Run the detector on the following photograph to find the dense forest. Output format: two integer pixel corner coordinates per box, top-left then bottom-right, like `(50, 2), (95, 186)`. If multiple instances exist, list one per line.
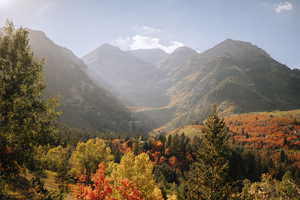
(1, 24), (300, 200)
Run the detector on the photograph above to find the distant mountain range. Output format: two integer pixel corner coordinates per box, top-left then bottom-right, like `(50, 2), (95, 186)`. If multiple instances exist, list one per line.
(84, 39), (300, 130)
(28, 30), (145, 133)
(24, 28), (300, 132)
(83, 44), (169, 108)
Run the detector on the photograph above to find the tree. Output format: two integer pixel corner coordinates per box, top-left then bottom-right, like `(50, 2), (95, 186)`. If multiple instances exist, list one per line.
(74, 163), (143, 200)
(277, 171), (300, 200)
(186, 107), (230, 200)
(110, 152), (163, 200)
(0, 22), (59, 197)
(45, 145), (69, 172)
(69, 138), (114, 178)
(74, 163), (114, 200)
(238, 172), (300, 200)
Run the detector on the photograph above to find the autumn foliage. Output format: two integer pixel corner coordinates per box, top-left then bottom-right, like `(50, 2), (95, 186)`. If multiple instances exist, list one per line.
(224, 111), (300, 168)
(74, 163), (143, 200)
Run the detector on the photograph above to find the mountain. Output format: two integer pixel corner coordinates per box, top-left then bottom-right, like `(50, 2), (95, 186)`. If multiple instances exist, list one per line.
(28, 30), (138, 133)
(157, 46), (199, 86)
(156, 39), (300, 129)
(83, 44), (169, 107)
(128, 48), (168, 67)
(159, 47), (198, 72)
(82, 39), (300, 131)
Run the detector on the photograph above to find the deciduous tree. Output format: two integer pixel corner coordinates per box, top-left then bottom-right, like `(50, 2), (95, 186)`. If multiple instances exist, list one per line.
(69, 138), (113, 178)
(110, 152), (163, 200)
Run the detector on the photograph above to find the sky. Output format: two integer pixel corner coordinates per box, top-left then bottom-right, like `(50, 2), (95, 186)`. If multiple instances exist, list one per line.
(0, 0), (299, 68)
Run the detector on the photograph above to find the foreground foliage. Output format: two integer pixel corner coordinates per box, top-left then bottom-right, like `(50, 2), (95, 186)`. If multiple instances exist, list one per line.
(74, 153), (163, 200)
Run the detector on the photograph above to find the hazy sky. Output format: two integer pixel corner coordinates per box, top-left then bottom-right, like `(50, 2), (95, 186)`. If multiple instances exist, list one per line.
(0, 0), (299, 68)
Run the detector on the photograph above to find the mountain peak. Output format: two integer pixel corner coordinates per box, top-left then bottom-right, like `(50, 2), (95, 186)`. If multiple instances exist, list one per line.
(101, 43), (118, 48)
(159, 46), (198, 71)
(202, 39), (271, 59)
(83, 43), (124, 61)
(218, 38), (255, 47)
(172, 46), (197, 55)
(97, 43), (122, 51)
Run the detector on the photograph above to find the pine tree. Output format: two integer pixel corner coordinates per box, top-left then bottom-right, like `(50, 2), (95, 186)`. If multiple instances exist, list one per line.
(0, 21), (60, 199)
(186, 107), (230, 200)
(0, 22), (59, 174)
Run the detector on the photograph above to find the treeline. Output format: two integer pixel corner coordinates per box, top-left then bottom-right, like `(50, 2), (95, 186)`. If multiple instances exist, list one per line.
(1, 23), (300, 200)
(30, 109), (300, 200)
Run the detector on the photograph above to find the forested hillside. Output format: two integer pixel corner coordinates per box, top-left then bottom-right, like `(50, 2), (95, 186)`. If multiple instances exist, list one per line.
(164, 109), (300, 169)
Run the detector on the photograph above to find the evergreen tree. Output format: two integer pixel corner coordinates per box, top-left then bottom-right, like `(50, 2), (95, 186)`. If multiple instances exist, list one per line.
(186, 107), (230, 200)
(0, 22), (59, 173)
(0, 21), (59, 198)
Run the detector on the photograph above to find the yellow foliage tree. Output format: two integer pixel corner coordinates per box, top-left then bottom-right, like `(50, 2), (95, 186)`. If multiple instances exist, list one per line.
(110, 152), (163, 200)
(69, 138), (113, 178)
(45, 145), (69, 171)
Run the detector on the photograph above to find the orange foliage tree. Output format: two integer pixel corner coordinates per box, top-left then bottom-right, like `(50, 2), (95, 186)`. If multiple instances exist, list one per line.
(73, 163), (143, 200)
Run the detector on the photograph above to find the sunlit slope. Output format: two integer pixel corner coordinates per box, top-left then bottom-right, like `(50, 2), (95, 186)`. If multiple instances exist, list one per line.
(165, 109), (300, 167)
(143, 40), (300, 130)
(28, 30), (135, 133)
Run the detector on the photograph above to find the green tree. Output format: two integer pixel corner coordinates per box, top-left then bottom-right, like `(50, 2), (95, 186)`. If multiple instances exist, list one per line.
(238, 172), (300, 200)
(0, 21), (59, 173)
(45, 145), (69, 172)
(186, 107), (230, 200)
(277, 171), (300, 200)
(110, 152), (163, 200)
(69, 138), (113, 178)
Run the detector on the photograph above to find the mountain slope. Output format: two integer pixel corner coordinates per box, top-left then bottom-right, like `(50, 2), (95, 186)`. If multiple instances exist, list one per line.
(128, 48), (168, 67)
(83, 44), (169, 107)
(28, 30), (136, 132)
(164, 109), (300, 167)
(82, 39), (300, 131)
(158, 39), (300, 129)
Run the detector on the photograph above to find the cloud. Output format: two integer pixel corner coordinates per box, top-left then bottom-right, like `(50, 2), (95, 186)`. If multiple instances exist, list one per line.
(112, 35), (184, 53)
(132, 25), (162, 35)
(0, 0), (59, 25)
(142, 26), (161, 34)
(274, 1), (293, 13)
(112, 37), (131, 51)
